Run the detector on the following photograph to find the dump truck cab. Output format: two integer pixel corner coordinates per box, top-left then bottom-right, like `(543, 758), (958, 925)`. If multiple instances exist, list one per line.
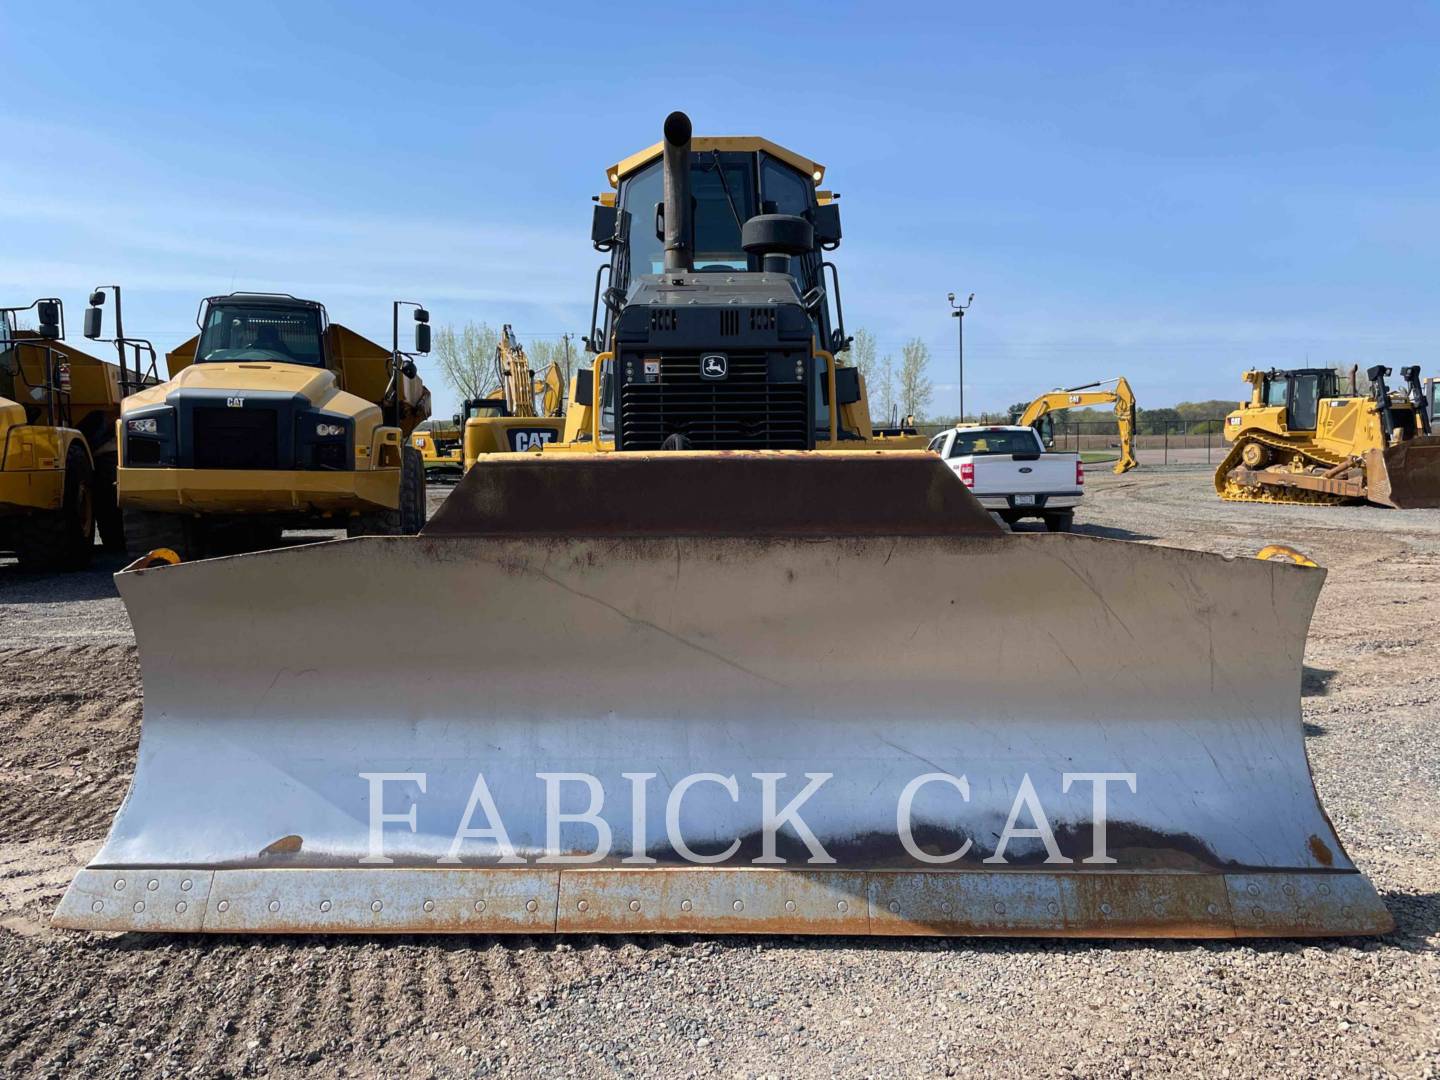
(568, 114), (910, 452)
(110, 291), (433, 558)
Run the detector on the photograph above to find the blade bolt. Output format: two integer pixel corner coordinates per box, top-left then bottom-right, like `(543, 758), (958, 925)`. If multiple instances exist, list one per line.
(371, 900), (383, 913)
(1251, 906), (1263, 918)
(1246, 883), (1261, 896)
(577, 900), (590, 912)
(423, 901), (435, 913)
(629, 900), (641, 912)
(180, 879), (193, 892)
(1047, 902), (1060, 916)
(268, 900), (280, 912)
(1282, 884), (1295, 896)
(1319, 884), (1332, 896)
(114, 879), (126, 891)
(784, 901), (796, 912)
(133, 901), (144, 913)
(681, 900), (693, 912)
(217, 901), (230, 912)
(525, 899), (538, 912)
(993, 902), (1006, 915)
(733, 900), (744, 912)
(147, 879), (159, 892)
(837, 901), (848, 913)
(320, 901), (332, 913)
(474, 900), (487, 913)
(90, 901), (103, 913)
(176, 902), (187, 914)
(888, 901), (900, 913)
(1100, 903), (1113, 916)
(1206, 903), (1220, 915)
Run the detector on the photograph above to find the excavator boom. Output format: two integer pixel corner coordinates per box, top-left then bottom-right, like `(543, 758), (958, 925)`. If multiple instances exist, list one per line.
(1018, 377), (1137, 474)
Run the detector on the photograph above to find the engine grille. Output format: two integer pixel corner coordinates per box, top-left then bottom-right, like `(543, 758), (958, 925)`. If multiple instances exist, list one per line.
(192, 407), (280, 469)
(618, 353), (808, 450)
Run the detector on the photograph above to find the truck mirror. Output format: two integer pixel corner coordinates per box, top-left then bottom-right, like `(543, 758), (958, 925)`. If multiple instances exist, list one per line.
(414, 323), (431, 355)
(414, 308), (429, 323)
(451, 413), (462, 427)
(813, 203), (842, 248)
(84, 306), (103, 339)
(88, 290), (106, 306)
(37, 301), (61, 339)
(591, 203), (618, 250)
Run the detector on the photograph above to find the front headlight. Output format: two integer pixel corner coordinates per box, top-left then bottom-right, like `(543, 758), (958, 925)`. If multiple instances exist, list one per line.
(127, 417), (159, 435)
(315, 422), (345, 437)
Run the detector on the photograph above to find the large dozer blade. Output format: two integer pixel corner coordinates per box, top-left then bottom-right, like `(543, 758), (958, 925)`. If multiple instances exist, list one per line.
(56, 453), (1390, 938)
(1365, 436), (1440, 508)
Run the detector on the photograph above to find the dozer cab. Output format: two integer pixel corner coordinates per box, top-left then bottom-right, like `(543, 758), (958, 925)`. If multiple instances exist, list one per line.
(57, 114), (1390, 940)
(1017, 377), (1138, 474)
(95, 291), (434, 559)
(1, 297), (155, 569)
(1216, 364), (1440, 507)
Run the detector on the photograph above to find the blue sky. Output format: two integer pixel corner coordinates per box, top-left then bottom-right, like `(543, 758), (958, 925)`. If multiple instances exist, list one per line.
(3, 1), (1438, 418)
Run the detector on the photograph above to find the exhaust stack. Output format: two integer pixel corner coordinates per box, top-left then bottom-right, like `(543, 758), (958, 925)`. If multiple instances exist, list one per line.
(662, 111), (693, 273)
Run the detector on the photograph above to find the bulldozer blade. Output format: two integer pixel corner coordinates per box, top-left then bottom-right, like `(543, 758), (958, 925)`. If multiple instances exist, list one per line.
(55, 454), (1390, 938)
(1364, 437), (1440, 508)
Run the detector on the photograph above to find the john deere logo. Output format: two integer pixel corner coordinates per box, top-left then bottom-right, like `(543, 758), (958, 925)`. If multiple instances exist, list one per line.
(701, 354), (728, 380)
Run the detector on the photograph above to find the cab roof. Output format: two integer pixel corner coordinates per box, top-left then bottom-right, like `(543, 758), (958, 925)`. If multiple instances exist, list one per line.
(607, 136), (825, 189)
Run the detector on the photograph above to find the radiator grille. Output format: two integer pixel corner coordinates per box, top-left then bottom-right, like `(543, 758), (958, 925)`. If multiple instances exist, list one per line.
(192, 407), (279, 469)
(619, 353), (808, 450)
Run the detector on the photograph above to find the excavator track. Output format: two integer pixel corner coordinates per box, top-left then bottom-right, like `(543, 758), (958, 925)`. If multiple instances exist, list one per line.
(1214, 430), (1359, 505)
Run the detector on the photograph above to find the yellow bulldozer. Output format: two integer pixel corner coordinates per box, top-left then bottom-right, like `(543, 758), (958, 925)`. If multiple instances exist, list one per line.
(1, 297), (155, 569)
(1215, 364), (1440, 507)
(91, 290), (434, 559)
(56, 113), (1389, 941)
(409, 422), (464, 474)
(1016, 377), (1138, 474)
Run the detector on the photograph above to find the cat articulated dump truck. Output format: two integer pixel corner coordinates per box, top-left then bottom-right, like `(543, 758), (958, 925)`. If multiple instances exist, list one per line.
(95, 292), (434, 558)
(1, 297), (153, 568)
(1216, 365), (1440, 507)
(57, 114), (1390, 939)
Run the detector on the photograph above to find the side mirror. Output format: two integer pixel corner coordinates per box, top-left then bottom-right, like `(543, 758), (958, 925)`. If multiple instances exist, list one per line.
(84, 306), (103, 340)
(813, 203), (842, 248)
(37, 301), (61, 339)
(451, 413), (462, 427)
(829, 328), (850, 354)
(414, 323), (431, 355)
(591, 203), (618, 250)
(834, 366), (862, 406)
(573, 368), (595, 407)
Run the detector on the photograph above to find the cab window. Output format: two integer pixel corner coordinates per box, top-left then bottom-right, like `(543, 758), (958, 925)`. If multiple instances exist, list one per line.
(1265, 378), (1289, 407)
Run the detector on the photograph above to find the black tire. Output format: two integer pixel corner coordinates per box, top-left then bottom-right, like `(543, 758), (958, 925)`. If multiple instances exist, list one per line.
(399, 446), (426, 534)
(93, 449), (125, 551)
(1043, 511), (1074, 533)
(123, 507), (201, 562)
(15, 443), (96, 571)
(347, 447), (426, 537)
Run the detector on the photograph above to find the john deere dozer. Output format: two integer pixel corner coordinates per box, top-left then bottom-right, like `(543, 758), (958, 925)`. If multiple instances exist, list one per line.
(1216, 365), (1440, 507)
(56, 114), (1390, 939)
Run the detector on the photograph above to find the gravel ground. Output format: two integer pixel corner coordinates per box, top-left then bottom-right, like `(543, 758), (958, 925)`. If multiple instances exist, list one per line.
(0, 466), (1436, 1078)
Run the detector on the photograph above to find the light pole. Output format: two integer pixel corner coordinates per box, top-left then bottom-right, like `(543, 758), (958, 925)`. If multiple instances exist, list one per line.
(948, 292), (973, 423)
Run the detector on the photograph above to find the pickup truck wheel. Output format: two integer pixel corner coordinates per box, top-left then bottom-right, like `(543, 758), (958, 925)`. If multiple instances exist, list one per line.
(1043, 511), (1074, 533)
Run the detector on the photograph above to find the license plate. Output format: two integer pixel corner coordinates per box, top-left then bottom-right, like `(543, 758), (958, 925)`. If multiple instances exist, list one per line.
(1013, 495), (1036, 507)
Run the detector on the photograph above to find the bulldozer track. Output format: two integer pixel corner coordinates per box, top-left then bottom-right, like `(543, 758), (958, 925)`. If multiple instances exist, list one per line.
(1214, 429), (1358, 505)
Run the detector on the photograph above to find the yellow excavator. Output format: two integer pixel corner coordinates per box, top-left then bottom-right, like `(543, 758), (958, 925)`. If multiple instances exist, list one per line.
(1215, 365), (1440, 507)
(1016, 377), (1137, 474)
(1, 297), (155, 568)
(56, 112), (1389, 941)
(459, 326), (568, 466)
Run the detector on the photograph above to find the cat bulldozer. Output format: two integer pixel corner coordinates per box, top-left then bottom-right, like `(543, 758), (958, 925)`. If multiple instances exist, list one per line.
(1, 296), (155, 569)
(57, 113), (1390, 939)
(92, 291), (434, 559)
(410, 422), (464, 475)
(1216, 364), (1440, 507)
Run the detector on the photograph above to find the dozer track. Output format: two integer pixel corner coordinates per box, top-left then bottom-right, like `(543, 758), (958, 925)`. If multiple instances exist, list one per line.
(1215, 430), (1359, 505)
(54, 452), (1391, 938)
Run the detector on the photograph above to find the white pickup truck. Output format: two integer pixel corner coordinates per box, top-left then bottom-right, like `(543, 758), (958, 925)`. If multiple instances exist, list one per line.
(927, 425), (1083, 531)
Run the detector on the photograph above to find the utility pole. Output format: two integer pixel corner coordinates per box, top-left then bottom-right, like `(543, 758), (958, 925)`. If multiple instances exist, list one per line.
(948, 292), (973, 423)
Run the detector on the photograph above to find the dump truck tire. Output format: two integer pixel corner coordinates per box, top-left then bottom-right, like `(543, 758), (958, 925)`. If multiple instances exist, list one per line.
(94, 450), (125, 552)
(124, 508), (201, 562)
(15, 444), (95, 571)
(54, 453), (1391, 939)
(400, 446), (426, 534)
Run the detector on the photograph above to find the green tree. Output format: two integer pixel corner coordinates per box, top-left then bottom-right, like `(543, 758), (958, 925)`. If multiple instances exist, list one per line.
(872, 353), (898, 423)
(899, 338), (933, 421)
(434, 322), (500, 402)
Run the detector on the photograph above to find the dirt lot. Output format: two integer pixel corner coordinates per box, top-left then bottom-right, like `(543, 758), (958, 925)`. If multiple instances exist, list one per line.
(0, 467), (1436, 1078)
